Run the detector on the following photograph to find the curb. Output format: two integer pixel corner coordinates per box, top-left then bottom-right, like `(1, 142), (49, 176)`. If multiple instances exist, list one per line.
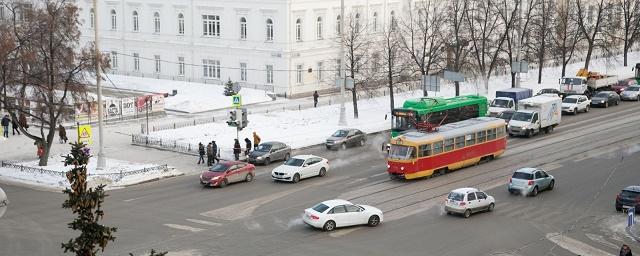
(625, 226), (640, 242)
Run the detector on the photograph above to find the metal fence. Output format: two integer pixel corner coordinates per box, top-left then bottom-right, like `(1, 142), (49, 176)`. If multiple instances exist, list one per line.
(0, 161), (169, 182)
(131, 134), (249, 161)
(150, 116), (216, 133)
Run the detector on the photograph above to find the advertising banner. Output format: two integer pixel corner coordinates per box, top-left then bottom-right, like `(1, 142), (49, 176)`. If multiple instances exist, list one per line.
(151, 95), (165, 113)
(121, 97), (135, 117)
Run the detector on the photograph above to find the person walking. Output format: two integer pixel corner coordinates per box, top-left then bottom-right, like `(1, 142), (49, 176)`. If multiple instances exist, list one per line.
(58, 124), (68, 144)
(313, 90), (319, 108)
(11, 117), (20, 135)
(244, 138), (252, 156)
(197, 142), (205, 164)
(212, 141), (220, 164)
(206, 142), (213, 166)
(1, 115), (9, 138)
(253, 131), (261, 150)
(620, 244), (632, 256)
(18, 113), (28, 131)
(233, 139), (241, 161)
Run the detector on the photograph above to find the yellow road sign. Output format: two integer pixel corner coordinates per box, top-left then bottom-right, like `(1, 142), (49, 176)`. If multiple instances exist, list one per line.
(77, 124), (93, 145)
(232, 94), (242, 108)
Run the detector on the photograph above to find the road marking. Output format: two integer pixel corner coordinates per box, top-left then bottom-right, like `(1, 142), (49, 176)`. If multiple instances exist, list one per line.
(585, 233), (619, 250)
(163, 224), (206, 232)
(546, 233), (613, 256)
(346, 178), (366, 185)
(123, 196), (145, 202)
(371, 172), (387, 178)
(185, 219), (223, 227)
(329, 227), (361, 238)
(540, 163), (562, 171)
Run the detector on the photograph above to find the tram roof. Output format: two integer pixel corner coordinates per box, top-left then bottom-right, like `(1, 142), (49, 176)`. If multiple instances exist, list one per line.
(400, 95), (487, 113)
(392, 117), (505, 145)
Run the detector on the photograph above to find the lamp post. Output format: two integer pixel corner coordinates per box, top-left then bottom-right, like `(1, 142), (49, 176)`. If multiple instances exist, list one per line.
(338, 0), (347, 126)
(93, 0), (106, 169)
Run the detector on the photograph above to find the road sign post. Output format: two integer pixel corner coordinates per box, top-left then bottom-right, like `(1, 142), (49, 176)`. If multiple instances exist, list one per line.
(77, 124), (93, 145)
(629, 208), (635, 228)
(232, 94), (242, 108)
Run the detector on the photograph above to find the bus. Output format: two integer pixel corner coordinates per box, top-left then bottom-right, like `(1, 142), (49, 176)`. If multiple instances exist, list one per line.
(391, 95), (488, 137)
(387, 117), (506, 180)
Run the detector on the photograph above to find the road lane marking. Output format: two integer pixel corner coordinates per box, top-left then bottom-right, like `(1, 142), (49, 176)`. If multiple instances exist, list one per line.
(585, 233), (619, 250)
(329, 227), (361, 238)
(123, 197), (145, 202)
(346, 178), (366, 185)
(546, 233), (613, 256)
(371, 172), (387, 178)
(185, 219), (223, 227)
(163, 224), (206, 232)
(540, 163), (562, 171)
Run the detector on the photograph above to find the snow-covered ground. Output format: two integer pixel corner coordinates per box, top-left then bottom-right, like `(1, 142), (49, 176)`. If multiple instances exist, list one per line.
(146, 52), (638, 157)
(0, 155), (183, 191)
(97, 74), (274, 113)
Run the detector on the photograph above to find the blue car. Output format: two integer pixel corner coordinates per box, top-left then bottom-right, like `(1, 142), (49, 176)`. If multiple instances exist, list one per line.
(508, 168), (555, 196)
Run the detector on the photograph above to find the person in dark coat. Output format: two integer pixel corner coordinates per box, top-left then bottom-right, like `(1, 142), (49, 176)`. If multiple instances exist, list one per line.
(11, 117), (20, 135)
(244, 138), (252, 156)
(58, 124), (67, 143)
(206, 142), (213, 166)
(313, 91), (319, 108)
(1, 115), (9, 138)
(197, 143), (205, 164)
(233, 139), (241, 161)
(620, 244), (632, 256)
(18, 113), (28, 131)
(211, 141), (220, 164)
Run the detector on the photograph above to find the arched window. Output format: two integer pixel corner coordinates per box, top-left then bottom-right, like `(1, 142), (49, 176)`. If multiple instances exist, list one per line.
(355, 13), (360, 32)
(132, 11), (139, 32)
(390, 10), (397, 31)
(316, 17), (323, 39)
(90, 8), (94, 28)
(240, 17), (247, 39)
(266, 19), (274, 41)
(295, 18), (302, 41)
(153, 12), (160, 33)
(110, 9), (117, 30)
(178, 13), (184, 34)
(336, 15), (341, 34)
(372, 12), (377, 32)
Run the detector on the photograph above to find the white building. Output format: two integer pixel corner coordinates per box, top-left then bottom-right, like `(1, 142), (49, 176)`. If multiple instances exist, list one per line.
(77, 0), (409, 98)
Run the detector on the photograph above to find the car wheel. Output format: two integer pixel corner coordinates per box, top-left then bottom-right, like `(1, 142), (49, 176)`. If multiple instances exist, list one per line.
(323, 220), (336, 231)
(616, 206), (623, 212)
(531, 186), (539, 197)
(326, 145), (331, 150)
(548, 180), (554, 190)
(219, 179), (228, 188)
(487, 203), (495, 212)
(292, 173), (300, 183)
(615, 100), (619, 105)
(637, 96), (640, 102)
(572, 108), (577, 115)
(463, 209), (472, 218)
(605, 102), (609, 108)
(284, 153), (290, 161)
(368, 215), (380, 227)
(526, 130), (532, 138)
(318, 167), (327, 177)
(264, 157), (271, 166)
(585, 106), (590, 112)
(341, 143), (347, 150)
(245, 173), (253, 182)
(547, 125), (554, 133)
(359, 139), (366, 147)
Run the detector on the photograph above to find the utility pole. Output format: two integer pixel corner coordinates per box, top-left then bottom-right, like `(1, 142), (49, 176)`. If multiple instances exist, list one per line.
(515, 0), (524, 88)
(338, 0), (347, 126)
(93, 0), (106, 169)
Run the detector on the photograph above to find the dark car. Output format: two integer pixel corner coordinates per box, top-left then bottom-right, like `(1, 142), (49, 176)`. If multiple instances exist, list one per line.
(536, 88), (562, 98)
(616, 186), (640, 212)
(325, 128), (367, 150)
(496, 109), (515, 127)
(612, 79), (638, 94)
(590, 91), (620, 108)
(200, 161), (255, 188)
(247, 141), (291, 165)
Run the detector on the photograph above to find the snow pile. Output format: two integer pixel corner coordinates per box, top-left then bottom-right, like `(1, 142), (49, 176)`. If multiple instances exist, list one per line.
(97, 74), (274, 113)
(0, 155), (182, 191)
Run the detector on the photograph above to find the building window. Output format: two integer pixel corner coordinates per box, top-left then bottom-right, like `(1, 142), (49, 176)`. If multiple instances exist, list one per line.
(296, 64), (303, 84)
(203, 15), (220, 37)
(295, 18), (302, 41)
(316, 17), (323, 39)
(153, 12), (160, 33)
(90, 9), (94, 28)
(266, 19), (274, 41)
(336, 15), (341, 34)
(372, 12), (377, 32)
(178, 57), (185, 76)
(336, 59), (342, 77)
(203, 59), (220, 79)
(110, 51), (118, 70)
(178, 13), (184, 35)
(390, 11), (397, 31)
(266, 65), (274, 84)
(355, 13), (360, 33)
(240, 62), (247, 81)
(110, 9), (117, 30)
(154, 55), (161, 73)
(240, 17), (247, 39)
(133, 53), (140, 72)
(317, 62), (323, 81)
(132, 11), (139, 32)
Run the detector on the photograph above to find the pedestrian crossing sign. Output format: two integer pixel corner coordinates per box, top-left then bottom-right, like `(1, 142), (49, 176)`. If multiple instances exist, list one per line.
(232, 94), (242, 108)
(77, 124), (93, 145)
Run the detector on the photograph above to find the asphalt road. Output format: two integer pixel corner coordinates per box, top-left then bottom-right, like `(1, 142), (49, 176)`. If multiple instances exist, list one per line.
(2, 100), (640, 256)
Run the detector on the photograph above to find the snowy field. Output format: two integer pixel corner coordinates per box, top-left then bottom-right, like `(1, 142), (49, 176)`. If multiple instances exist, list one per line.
(97, 74), (274, 113)
(0, 155), (183, 191)
(146, 52), (638, 156)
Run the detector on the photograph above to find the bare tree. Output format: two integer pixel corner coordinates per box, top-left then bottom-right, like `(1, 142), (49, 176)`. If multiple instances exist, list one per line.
(529, 0), (553, 83)
(379, 25), (403, 115)
(497, 0), (532, 87)
(575, 0), (609, 69)
(618, 0), (640, 66)
(551, 0), (580, 77)
(341, 13), (374, 119)
(444, 0), (473, 96)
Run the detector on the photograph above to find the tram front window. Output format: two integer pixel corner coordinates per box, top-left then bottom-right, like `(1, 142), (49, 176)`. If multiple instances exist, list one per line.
(392, 115), (416, 132)
(389, 145), (416, 160)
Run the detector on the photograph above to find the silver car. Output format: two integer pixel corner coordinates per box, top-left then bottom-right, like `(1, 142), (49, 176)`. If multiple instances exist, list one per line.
(507, 167), (555, 196)
(620, 86), (640, 101)
(325, 129), (367, 150)
(247, 141), (291, 165)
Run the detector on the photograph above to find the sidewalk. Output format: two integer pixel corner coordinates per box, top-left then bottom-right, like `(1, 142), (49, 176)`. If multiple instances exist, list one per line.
(627, 224), (640, 242)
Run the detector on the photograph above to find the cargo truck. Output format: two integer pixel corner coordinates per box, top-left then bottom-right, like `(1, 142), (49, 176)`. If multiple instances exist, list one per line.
(507, 95), (562, 138)
(488, 88), (533, 117)
(559, 68), (618, 97)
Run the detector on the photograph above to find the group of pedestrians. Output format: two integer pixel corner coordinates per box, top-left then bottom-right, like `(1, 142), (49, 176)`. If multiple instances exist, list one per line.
(1, 114), (28, 138)
(198, 131), (262, 165)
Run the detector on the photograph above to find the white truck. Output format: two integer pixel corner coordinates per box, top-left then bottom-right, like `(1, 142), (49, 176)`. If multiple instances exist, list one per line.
(559, 69), (618, 97)
(507, 95), (562, 138)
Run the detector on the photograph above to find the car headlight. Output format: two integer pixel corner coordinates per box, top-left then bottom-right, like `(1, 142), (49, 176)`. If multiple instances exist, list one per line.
(200, 174), (203, 179)
(211, 176), (219, 180)
(257, 156), (263, 160)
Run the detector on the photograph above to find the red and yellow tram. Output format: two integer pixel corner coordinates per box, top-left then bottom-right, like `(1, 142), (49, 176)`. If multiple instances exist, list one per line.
(387, 117), (507, 180)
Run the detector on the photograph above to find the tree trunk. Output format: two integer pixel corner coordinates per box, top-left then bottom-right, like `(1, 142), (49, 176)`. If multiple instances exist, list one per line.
(584, 43), (593, 69)
(538, 45), (545, 84)
(511, 73), (516, 88)
(623, 40), (628, 67)
(389, 72), (395, 113)
(351, 87), (358, 119)
(454, 81), (460, 96)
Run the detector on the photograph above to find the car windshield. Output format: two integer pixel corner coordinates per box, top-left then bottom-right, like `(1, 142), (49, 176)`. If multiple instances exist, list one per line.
(209, 163), (230, 172)
(563, 98), (578, 103)
(311, 203), (330, 213)
(512, 171), (533, 180)
(627, 87), (640, 91)
(448, 192), (464, 201)
(332, 130), (349, 137)
(284, 158), (305, 167)
(594, 92), (609, 98)
(256, 144), (272, 152)
(511, 112), (532, 122)
(491, 99), (510, 108)
(621, 190), (640, 198)
(388, 145), (415, 160)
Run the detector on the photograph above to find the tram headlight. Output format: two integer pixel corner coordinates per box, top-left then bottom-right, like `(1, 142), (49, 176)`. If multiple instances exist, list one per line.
(400, 167), (405, 171)
(387, 164), (390, 169)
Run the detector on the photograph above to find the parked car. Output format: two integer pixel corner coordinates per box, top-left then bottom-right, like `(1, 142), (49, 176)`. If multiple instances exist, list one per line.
(303, 199), (383, 231)
(444, 188), (495, 218)
(615, 186), (640, 212)
(620, 86), (640, 101)
(325, 128), (367, 150)
(271, 155), (329, 183)
(496, 109), (515, 129)
(590, 91), (620, 108)
(536, 88), (563, 98)
(612, 79), (638, 94)
(247, 141), (291, 165)
(508, 167), (554, 196)
(561, 95), (590, 115)
(199, 161), (255, 188)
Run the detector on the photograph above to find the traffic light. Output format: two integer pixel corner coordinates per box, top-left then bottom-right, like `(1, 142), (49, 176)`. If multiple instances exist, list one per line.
(227, 109), (237, 127)
(241, 108), (248, 128)
(236, 108), (243, 129)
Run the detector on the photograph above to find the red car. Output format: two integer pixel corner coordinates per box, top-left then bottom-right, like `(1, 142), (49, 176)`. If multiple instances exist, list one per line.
(200, 161), (255, 188)
(612, 79), (638, 94)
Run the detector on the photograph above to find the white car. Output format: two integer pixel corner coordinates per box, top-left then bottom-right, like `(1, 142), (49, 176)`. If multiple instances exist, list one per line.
(444, 188), (495, 218)
(561, 95), (590, 115)
(303, 199), (383, 231)
(271, 155), (329, 183)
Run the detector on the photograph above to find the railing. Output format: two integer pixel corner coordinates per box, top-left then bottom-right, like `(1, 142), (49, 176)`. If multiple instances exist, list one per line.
(0, 161), (169, 182)
(131, 134), (249, 161)
(151, 116), (216, 133)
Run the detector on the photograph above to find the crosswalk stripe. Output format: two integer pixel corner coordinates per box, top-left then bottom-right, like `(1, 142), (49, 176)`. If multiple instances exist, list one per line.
(546, 233), (614, 256)
(185, 219), (223, 227)
(163, 224), (206, 232)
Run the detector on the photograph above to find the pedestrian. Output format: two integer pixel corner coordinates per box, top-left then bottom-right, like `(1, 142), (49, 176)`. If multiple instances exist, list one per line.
(36, 140), (44, 160)
(313, 90), (319, 108)
(253, 131), (261, 150)
(58, 124), (68, 144)
(18, 113), (28, 131)
(244, 138), (252, 156)
(206, 142), (213, 166)
(11, 117), (20, 135)
(620, 244), (632, 256)
(212, 141), (220, 164)
(197, 142), (205, 164)
(1, 115), (9, 138)
(233, 139), (241, 161)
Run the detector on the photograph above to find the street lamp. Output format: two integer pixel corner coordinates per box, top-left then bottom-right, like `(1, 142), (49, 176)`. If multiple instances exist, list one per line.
(93, 0), (107, 169)
(338, 0), (347, 126)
